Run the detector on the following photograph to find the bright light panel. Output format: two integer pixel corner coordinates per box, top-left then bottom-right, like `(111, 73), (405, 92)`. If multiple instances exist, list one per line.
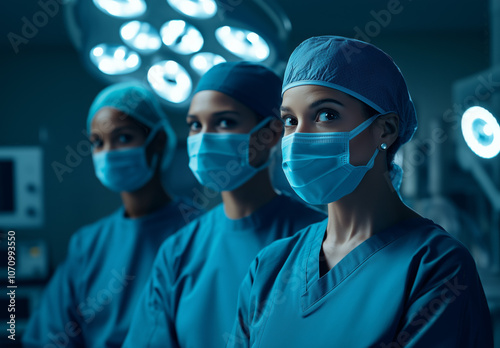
(160, 20), (204, 55)
(90, 44), (141, 75)
(190, 52), (225, 75)
(215, 26), (270, 62)
(148, 60), (192, 103)
(93, 0), (146, 18)
(167, 0), (217, 19)
(461, 106), (500, 159)
(120, 21), (162, 54)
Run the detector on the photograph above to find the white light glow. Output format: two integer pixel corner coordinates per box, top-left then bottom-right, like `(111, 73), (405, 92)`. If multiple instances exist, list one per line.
(93, 0), (146, 18)
(461, 106), (500, 158)
(148, 60), (192, 103)
(190, 52), (225, 75)
(167, 0), (217, 19)
(160, 20), (204, 55)
(215, 26), (270, 62)
(120, 21), (162, 54)
(89, 44), (141, 75)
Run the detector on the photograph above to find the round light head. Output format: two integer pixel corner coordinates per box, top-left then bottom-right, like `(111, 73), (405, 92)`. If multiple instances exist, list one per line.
(120, 21), (162, 54)
(461, 106), (500, 159)
(215, 26), (270, 62)
(93, 0), (146, 18)
(190, 52), (225, 76)
(166, 0), (217, 19)
(160, 20), (204, 55)
(90, 44), (141, 75)
(147, 60), (192, 103)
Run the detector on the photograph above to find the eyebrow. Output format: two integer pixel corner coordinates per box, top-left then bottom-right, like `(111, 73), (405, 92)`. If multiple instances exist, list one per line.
(187, 110), (240, 118)
(280, 98), (344, 113)
(310, 98), (344, 108)
(109, 126), (141, 134)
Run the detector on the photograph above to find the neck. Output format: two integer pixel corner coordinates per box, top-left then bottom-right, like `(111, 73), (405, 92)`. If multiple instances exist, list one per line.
(120, 172), (171, 218)
(221, 169), (277, 219)
(326, 169), (419, 246)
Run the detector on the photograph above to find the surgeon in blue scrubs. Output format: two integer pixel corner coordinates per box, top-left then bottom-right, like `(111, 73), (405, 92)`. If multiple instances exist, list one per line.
(123, 62), (326, 348)
(23, 82), (200, 347)
(228, 36), (494, 347)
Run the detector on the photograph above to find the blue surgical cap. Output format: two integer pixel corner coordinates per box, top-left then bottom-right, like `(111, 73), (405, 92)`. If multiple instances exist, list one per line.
(87, 81), (177, 171)
(283, 36), (417, 151)
(194, 61), (282, 119)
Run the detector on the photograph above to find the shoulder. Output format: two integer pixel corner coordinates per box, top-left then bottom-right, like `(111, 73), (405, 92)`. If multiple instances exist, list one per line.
(252, 220), (326, 276)
(155, 204), (224, 276)
(68, 208), (124, 254)
(398, 218), (474, 263)
(396, 218), (481, 292)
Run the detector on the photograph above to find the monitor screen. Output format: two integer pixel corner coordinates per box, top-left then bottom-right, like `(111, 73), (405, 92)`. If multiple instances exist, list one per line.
(0, 160), (15, 213)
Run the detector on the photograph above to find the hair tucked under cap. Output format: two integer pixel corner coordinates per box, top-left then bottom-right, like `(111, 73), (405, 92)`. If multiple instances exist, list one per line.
(283, 35), (417, 153)
(87, 81), (177, 171)
(194, 61), (282, 119)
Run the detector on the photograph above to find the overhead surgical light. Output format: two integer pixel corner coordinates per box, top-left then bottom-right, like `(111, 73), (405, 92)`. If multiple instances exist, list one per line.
(120, 21), (162, 54)
(190, 52), (225, 75)
(160, 20), (204, 55)
(93, 0), (146, 18)
(90, 44), (141, 75)
(215, 26), (270, 61)
(167, 0), (217, 19)
(461, 106), (500, 159)
(64, 0), (291, 109)
(148, 60), (192, 104)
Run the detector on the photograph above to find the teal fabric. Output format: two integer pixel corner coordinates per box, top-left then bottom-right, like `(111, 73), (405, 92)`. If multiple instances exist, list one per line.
(22, 199), (202, 348)
(228, 218), (493, 347)
(193, 61), (282, 119)
(123, 194), (326, 347)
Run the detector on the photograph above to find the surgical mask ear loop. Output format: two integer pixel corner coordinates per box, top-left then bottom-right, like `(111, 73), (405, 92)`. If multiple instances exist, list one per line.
(246, 117), (275, 168)
(143, 125), (163, 172)
(346, 114), (382, 168)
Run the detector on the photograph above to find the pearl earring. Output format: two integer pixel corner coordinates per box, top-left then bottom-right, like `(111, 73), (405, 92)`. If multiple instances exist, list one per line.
(380, 143), (388, 150)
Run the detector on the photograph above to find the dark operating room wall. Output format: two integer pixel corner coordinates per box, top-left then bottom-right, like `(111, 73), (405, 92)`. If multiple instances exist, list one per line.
(0, 46), (121, 268)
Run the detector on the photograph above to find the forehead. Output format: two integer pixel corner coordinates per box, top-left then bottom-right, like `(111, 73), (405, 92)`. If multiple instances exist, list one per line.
(282, 85), (364, 110)
(91, 107), (146, 132)
(188, 90), (257, 118)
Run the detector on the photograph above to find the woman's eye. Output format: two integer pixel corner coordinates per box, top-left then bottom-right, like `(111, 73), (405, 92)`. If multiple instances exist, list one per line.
(118, 134), (133, 143)
(282, 116), (297, 127)
(90, 138), (103, 148)
(218, 119), (236, 129)
(188, 121), (202, 132)
(316, 110), (339, 122)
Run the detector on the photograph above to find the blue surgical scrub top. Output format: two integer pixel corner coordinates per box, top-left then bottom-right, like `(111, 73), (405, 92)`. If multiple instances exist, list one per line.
(123, 194), (326, 348)
(228, 217), (493, 347)
(22, 199), (201, 348)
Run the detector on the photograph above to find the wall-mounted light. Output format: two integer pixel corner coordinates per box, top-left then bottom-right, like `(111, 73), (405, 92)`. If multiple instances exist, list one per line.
(461, 106), (500, 159)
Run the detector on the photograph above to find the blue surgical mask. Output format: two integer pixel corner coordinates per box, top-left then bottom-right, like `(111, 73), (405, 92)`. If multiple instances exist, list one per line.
(92, 127), (160, 193)
(187, 117), (273, 192)
(282, 115), (380, 205)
